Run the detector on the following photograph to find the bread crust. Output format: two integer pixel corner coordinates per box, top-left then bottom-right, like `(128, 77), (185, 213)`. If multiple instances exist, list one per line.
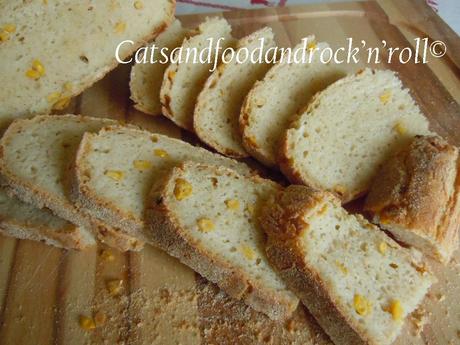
(145, 163), (298, 321)
(364, 135), (460, 262)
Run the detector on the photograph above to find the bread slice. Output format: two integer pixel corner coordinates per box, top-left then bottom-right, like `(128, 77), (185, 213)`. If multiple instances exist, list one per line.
(260, 185), (435, 345)
(0, 115), (143, 252)
(240, 37), (345, 166)
(160, 17), (234, 130)
(365, 135), (460, 263)
(72, 126), (253, 242)
(146, 162), (298, 320)
(130, 19), (188, 116)
(280, 68), (432, 203)
(194, 27), (275, 158)
(0, 187), (95, 249)
(0, 0), (174, 129)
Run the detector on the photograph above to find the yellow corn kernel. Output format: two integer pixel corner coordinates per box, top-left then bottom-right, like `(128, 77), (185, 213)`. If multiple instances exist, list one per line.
(393, 122), (406, 135)
(105, 170), (124, 182)
(378, 241), (388, 255)
(134, 1), (144, 9)
(168, 70), (176, 80)
(115, 21), (126, 34)
(379, 90), (392, 105)
(25, 69), (41, 80)
(32, 59), (45, 75)
(197, 218), (214, 233)
(151, 135), (159, 143)
(43, 0), (48, 4)
(354, 294), (372, 316)
(390, 300), (403, 321)
(79, 315), (96, 330)
(225, 199), (240, 211)
(174, 178), (192, 201)
(133, 159), (152, 171)
(335, 260), (348, 275)
(100, 249), (115, 262)
(153, 149), (168, 158)
(240, 245), (256, 260)
(94, 311), (107, 326)
(307, 40), (317, 51)
(4, 24), (16, 33)
(106, 279), (123, 296)
(52, 97), (71, 110)
(47, 92), (62, 103)
(0, 31), (9, 42)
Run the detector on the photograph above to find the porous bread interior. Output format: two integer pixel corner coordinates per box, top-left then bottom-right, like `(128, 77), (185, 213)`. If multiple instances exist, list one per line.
(284, 68), (431, 201)
(298, 197), (433, 345)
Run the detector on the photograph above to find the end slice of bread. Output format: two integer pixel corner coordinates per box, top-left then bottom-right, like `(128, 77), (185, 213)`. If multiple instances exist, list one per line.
(0, 115), (143, 251)
(194, 27), (276, 158)
(280, 68), (432, 202)
(160, 17), (234, 130)
(130, 19), (188, 116)
(72, 126), (253, 242)
(260, 185), (435, 345)
(365, 135), (460, 263)
(0, 187), (95, 249)
(240, 37), (345, 167)
(0, 0), (174, 128)
(146, 162), (298, 320)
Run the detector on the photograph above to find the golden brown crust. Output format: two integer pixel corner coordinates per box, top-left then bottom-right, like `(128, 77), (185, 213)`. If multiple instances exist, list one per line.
(145, 163), (298, 321)
(364, 135), (459, 262)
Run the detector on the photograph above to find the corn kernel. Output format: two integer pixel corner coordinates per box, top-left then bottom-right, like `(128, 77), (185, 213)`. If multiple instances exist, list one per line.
(4, 24), (16, 33)
(25, 69), (41, 80)
(307, 41), (317, 51)
(115, 21), (126, 34)
(134, 1), (144, 9)
(151, 135), (159, 143)
(100, 249), (115, 262)
(105, 170), (124, 182)
(378, 241), (387, 255)
(32, 59), (45, 75)
(0, 31), (9, 42)
(379, 90), (392, 105)
(174, 178), (192, 201)
(388, 300), (403, 321)
(225, 199), (240, 211)
(79, 315), (96, 330)
(133, 160), (152, 171)
(241, 245), (256, 260)
(94, 311), (107, 326)
(393, 122), (406, 135)
(52, 97), (71, 110)
(335, 260), (348, 275)
(106, 279), (123, 296)
(197, 218), (214, 233)
(168, 70), (176, 80)
(354, 294), (372, 316)
(47, 92), (62, 103)
(153, 149), (168, 158)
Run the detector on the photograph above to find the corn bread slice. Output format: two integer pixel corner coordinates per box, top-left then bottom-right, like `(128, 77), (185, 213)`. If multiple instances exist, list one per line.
(280, 68), (432, 202)
(72, 126), (253, 242)
(0, 187), (95, 249)
(0, 115), (143, 251)
(130, 19), (188, 116)
(240, 37), (345, 167)
(160, 17), (234, 130)
(0, 0), (174, 128)
(146, 162), (298, 320)
(365, 135), (460, 263)
(194, 27), (276, 158)
(260, 185), (435, 345)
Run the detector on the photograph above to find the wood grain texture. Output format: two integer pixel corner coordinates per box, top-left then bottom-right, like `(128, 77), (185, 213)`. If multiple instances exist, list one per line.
(0, 1), (459, 344)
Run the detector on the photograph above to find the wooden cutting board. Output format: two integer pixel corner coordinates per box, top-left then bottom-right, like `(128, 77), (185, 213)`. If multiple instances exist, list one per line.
(1, 1), (459, 344)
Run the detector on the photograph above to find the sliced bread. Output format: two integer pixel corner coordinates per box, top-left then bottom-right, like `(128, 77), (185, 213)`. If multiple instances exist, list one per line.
(146, 162), (298, 320)
(0, 0), (175, 128)
(260, 185), (435, 345)
(72, 126), (253, 242)
(160, 17), (234, 130)
(240, 37), (345, 166)
(130, 19), (188, 116)
(194, 27), (276, 158)
(280, 68), (432, 202)
(0, 187), (95, 250)
(0, 115), (143, 252)
(365, 135), (460, 263)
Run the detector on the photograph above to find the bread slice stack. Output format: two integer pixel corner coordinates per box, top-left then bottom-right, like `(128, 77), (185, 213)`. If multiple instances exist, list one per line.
(0, 0), (174, 129)
(280, 68), (432, 202)
(72, 126), (252, 242)
(146, 161), (298, 320)
(0, 115), (143, 251)
(261, 185), (435, 345)
(240, 37), (345, 167)
(365, 135), (460, 263)
(160, 17), (234, 130)
(130, 20), (188, 116)
(194, 27), (276, 158)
